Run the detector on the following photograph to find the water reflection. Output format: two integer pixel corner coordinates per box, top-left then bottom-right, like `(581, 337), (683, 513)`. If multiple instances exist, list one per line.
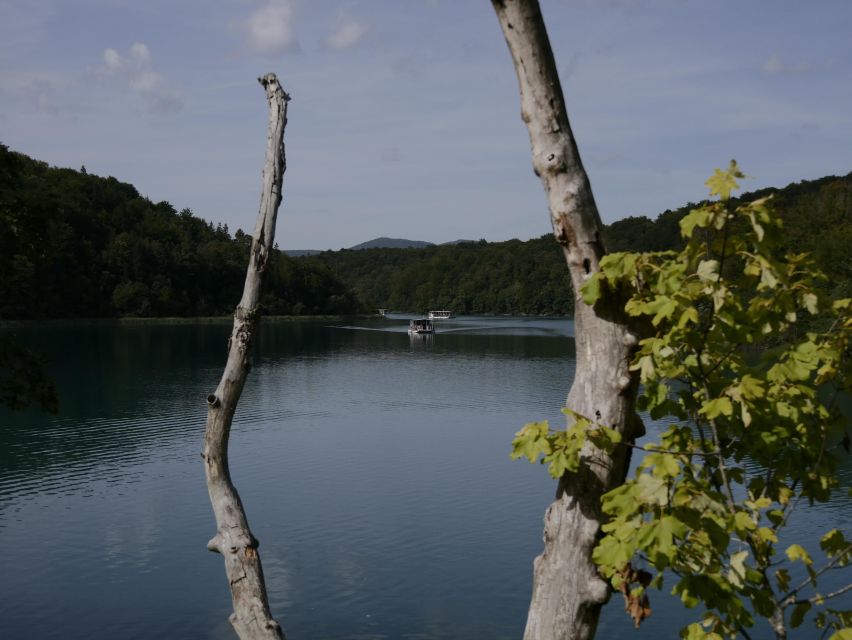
(0, 317), (847, 640)
(408, 332), (434, 347)
(0, 317), (572, 639)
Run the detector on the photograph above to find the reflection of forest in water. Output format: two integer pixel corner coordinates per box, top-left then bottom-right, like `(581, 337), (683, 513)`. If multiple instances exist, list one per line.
(0, 317), (848, 640)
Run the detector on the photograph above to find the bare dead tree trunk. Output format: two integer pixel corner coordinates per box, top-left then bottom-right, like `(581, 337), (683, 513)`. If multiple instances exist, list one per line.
(203, 73), (290, 640)
(491, 3), (642, 639)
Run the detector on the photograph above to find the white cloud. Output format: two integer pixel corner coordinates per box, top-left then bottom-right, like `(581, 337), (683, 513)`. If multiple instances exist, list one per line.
(245, 0), (299, 53)
(103, 43), (151, 74)
(130, 42), (150, 64)
(103, 48), (123, 72)
(763, 55), (810, 75)
(0, 71), (74, 118)
(130, 70), (163, 93)
(325, 12), (368, 50)
(99, 43), (182, 115)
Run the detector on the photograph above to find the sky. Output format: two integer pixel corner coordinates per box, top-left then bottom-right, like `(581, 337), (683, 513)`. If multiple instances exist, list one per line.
(1, 0), (850, 251)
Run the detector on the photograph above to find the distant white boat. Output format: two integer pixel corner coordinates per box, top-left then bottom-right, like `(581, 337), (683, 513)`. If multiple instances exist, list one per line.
(377, 308), (389, 317)
(408, 319), (435, 334)
(428, 310), (455, 320)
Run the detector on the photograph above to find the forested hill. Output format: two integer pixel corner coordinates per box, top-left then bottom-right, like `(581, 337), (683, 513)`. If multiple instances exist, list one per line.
(306, 170), (852, 315)
(604, 172), (852, 301)
(305, 237), (574, 315)
(2, 143), (848, 319)
(0, 145), (360, 319)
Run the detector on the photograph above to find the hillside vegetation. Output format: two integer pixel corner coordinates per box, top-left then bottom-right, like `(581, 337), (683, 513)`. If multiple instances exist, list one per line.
(306, 171), (852, 314)
(2, 144), (849, 318)
(304, 237), (573, 315)
(0, 145), (359, 319)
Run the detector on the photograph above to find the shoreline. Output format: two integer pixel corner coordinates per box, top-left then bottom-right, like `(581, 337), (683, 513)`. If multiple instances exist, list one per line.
(0, 314), (360, 328)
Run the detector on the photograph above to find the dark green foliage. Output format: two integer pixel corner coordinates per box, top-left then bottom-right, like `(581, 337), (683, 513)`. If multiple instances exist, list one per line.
(603, 173), (852, 304)
(308, 236), (574, 316)
(263, 247), (360, 315)
(517, 163), (852, 638)
(0, 145), (361, 319)
(301, 171), (851, 316)
(0, 333), (58, 412)
(2, 143), (848, 319)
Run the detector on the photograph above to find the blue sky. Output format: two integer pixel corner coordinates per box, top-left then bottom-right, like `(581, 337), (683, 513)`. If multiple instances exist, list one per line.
(2, 0), (850, 250)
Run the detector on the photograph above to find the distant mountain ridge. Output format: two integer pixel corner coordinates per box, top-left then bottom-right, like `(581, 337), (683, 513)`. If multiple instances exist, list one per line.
(283, 249), (322, 257)
(305, 171), (852, 315)
(348, 237), (434, 250)
(284, 236), (432, 255)
(284, 237), (476, 256)
(6, 141), (847, 319)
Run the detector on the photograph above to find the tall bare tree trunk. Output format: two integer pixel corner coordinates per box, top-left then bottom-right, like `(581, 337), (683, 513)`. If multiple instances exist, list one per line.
(491, 3), (642, 639)
(203, 73), (290, 640)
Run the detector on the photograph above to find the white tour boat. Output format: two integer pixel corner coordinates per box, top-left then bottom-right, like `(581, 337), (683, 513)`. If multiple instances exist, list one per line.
(408, 319), (435, 334)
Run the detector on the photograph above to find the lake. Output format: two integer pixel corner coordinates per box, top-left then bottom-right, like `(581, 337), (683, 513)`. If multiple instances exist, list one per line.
(0, 316), (848, 639)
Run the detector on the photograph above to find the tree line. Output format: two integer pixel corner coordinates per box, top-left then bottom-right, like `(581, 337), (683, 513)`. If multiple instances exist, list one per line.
(302, 236), (575, 315)
(2, 143), (849, 321)
(304, 169), (851, 314)
(0, 144), (359, 320)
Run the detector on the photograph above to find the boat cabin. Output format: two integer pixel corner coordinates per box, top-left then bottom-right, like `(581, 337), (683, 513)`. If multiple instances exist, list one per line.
(428, 310), (455, 320)
(408, 319), (434, 334)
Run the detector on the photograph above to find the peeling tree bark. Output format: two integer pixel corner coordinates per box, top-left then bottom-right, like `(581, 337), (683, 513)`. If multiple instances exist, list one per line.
(203, 73), (290, 640)
(491, 2), (642, 639)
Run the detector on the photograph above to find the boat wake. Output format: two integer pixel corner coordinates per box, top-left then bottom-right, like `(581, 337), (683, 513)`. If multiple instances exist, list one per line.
(326, 325), (406, 333)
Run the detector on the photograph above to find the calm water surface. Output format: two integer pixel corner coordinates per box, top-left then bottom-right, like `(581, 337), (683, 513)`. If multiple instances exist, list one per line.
(1, 316), (848, 639)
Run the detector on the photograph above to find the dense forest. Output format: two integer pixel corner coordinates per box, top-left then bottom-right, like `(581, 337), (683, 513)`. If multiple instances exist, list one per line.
(2, 144), (849, 319)
(0, 145), (360, 319)
(303, 237), (574, 315)
(604, 173), (852, 303)
(305, 170), (852, 314)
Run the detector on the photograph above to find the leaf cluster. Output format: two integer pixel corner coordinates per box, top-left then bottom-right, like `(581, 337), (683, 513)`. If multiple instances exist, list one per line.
(516, 162), (851, 639)
(511, 408), (622, 479)
(0, 332), (58, 412)
(582, 161), (852, 639)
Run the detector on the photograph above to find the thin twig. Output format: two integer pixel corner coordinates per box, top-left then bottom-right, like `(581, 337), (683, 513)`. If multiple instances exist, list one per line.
(781, 543), (852, 604)
(794, 582), (852, 605)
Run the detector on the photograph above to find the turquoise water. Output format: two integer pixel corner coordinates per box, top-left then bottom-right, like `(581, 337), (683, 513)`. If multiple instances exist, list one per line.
(0, 317), (848, 639)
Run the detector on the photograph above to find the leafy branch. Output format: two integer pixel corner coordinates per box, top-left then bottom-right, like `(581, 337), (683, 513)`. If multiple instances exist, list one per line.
(515, 162), (852, 639)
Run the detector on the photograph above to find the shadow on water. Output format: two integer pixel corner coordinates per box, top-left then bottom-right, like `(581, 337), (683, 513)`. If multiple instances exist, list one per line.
(0, 317), (574, 493)
(1, 316), (846, 640)
(0, 317), (576, 639)
(0, 323), (232, 493)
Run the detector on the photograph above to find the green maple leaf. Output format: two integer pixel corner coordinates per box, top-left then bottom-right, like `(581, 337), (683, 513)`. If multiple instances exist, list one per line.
(705, 160), (744, 200)
(511, 421), (551, 462)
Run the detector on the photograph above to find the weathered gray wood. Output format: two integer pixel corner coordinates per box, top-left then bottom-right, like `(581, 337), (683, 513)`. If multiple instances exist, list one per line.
(203, 73), (290, 640)
(491, 2), (642, 639)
